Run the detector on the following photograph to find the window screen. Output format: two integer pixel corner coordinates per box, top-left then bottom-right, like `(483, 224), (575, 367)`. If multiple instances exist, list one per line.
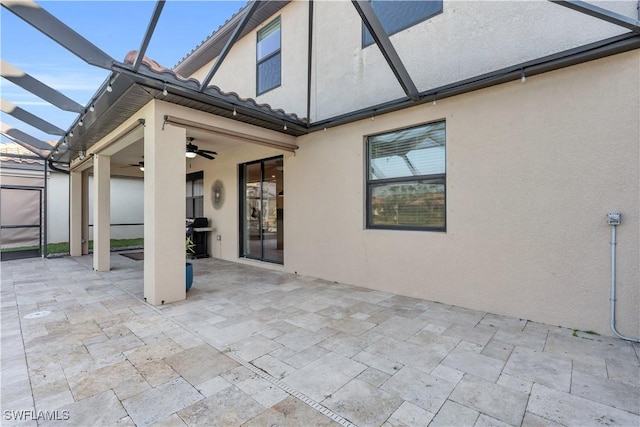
(367, 121), (446, 231)
(257, 17), (281, 95)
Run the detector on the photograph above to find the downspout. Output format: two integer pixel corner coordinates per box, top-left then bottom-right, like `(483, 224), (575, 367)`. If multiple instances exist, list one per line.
(48, 159), (70, 174)
(306, 0), (314, 124)
(607, 212), (640, 342)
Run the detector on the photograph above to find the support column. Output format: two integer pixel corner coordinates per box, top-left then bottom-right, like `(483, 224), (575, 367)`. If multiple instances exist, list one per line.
(144, 104), (186, 305)
(93, 154), (111, 271)
(82, 171), (89, 255)
(69, 170), (82, 257)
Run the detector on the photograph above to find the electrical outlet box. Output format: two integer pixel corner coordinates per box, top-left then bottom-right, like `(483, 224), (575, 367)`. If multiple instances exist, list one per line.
(607, 212), (621, 225)
(216, 235), (222, 241)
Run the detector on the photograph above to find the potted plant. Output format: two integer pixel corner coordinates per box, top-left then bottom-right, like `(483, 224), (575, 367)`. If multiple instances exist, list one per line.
(186, 236), (195, 291)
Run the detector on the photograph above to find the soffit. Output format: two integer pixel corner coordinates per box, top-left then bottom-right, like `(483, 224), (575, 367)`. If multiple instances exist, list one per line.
(53, 58), (308, 164)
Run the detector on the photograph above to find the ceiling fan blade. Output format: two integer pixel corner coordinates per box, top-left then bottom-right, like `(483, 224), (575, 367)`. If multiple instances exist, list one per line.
(197, 151), (215, 160)
(198, 149), (218, 155)
(121, 160), (143, 168)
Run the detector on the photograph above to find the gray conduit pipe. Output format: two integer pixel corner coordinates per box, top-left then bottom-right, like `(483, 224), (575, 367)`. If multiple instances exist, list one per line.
(609, 222), (640, 343)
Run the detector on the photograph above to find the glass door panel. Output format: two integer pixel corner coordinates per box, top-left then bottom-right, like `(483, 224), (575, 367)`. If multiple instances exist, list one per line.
(263, 157), (283, 263)
(240, 157), (283, 264)
(242, 162), (262, 260)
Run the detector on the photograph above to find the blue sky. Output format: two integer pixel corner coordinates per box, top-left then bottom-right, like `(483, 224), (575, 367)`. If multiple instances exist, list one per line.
(1, 0), (247, 146)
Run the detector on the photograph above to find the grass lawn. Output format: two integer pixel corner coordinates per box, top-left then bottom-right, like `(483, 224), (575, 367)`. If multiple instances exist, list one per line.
(1, 238), (144, 255)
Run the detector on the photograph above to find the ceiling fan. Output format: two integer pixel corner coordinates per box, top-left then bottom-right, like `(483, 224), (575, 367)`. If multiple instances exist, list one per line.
(121, 159), (145, 171)
(186, 137), (217, 160)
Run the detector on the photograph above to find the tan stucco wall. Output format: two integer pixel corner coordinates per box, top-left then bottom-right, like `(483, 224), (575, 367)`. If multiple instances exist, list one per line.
(95, 39), (640, 333)
(201, 51), (639, 337)
(311, 0), (634, 120)
(187, 1), (635, 122)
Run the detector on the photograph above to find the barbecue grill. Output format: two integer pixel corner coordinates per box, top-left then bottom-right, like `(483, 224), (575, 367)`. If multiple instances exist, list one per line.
(186, 217), (211, 258)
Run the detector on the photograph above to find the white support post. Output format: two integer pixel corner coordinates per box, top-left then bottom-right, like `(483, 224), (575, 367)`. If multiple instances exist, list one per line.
(143, 104), (186, 305)
(82, 171), (89, 255)
(93, 154), (111, 271)
(69, 170), (82, 257)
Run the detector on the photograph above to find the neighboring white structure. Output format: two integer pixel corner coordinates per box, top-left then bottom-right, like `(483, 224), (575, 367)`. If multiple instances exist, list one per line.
(1, 142), (143, 247)
(56, 1), (638, 338)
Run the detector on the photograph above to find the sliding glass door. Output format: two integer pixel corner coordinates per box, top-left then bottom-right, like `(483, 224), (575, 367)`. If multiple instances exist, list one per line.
(239, 156), (283, 264)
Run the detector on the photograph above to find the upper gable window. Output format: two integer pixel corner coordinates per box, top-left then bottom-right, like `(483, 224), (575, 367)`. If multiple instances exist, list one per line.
(257, 17), (281, 95)
(363, 0), (443, 47)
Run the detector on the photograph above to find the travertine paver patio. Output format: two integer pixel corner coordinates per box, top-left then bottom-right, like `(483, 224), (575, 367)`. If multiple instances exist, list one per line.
(1, 254), (639, 426)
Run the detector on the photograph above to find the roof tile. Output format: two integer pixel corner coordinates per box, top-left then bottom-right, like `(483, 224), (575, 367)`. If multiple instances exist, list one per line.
(124, 50), (307, 123)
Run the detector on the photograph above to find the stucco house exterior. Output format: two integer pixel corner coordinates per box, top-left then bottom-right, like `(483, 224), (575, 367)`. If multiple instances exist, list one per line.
(8, 1), (637, 339)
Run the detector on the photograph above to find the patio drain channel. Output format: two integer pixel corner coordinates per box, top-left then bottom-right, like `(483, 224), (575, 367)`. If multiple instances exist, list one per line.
(114, 285), (358, 427)
(222, 350), (358, 427)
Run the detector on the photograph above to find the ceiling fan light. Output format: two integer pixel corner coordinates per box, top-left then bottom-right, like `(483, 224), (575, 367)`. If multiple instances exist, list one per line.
(139, 166), (144, 171)
(185, 151), (197, 159)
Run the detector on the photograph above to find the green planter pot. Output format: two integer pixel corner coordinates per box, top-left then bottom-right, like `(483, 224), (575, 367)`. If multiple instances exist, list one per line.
(186, 262), (193, 291)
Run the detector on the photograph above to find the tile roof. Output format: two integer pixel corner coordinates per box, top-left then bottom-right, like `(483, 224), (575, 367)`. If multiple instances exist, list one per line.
(124, 50), (307, 123)
(0, 142), (45, 166)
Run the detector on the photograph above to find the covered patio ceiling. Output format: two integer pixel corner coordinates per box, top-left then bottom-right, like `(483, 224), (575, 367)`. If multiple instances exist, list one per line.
(1, 0), (639, 168)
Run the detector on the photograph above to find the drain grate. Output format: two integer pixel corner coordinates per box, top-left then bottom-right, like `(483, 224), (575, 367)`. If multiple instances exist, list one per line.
(223, 350), (358, 427)
(23, 311), (52, 319)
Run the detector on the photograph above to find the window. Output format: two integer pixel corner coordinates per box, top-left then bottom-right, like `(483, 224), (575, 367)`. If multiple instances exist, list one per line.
(366, 121), (446, 231)
(363, 0), (443, 47)
(186, 171), (204, 218)
(257, 17), (281, 95)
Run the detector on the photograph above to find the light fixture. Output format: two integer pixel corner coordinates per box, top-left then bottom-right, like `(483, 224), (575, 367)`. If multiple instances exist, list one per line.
(63, 137), (68, 145)
(139, 166), (144, 172)
(69, 131), (74, 137)
(432, 95), (437, 106)
(232, 106), (237, 116)
(185, 151), (197, 159)
(106, 83), (113, 92)
(283, 121), (287, 131)
(78, 150), (85, 160)
(89, 104), (95, 112)
(520, 70), (526, 83)
(162, 85), (168, 96)
(79, 118), (84, 127)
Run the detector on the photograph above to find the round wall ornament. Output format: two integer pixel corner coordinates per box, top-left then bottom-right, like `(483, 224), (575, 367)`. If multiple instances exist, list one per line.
(212, 180), (225, 210)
